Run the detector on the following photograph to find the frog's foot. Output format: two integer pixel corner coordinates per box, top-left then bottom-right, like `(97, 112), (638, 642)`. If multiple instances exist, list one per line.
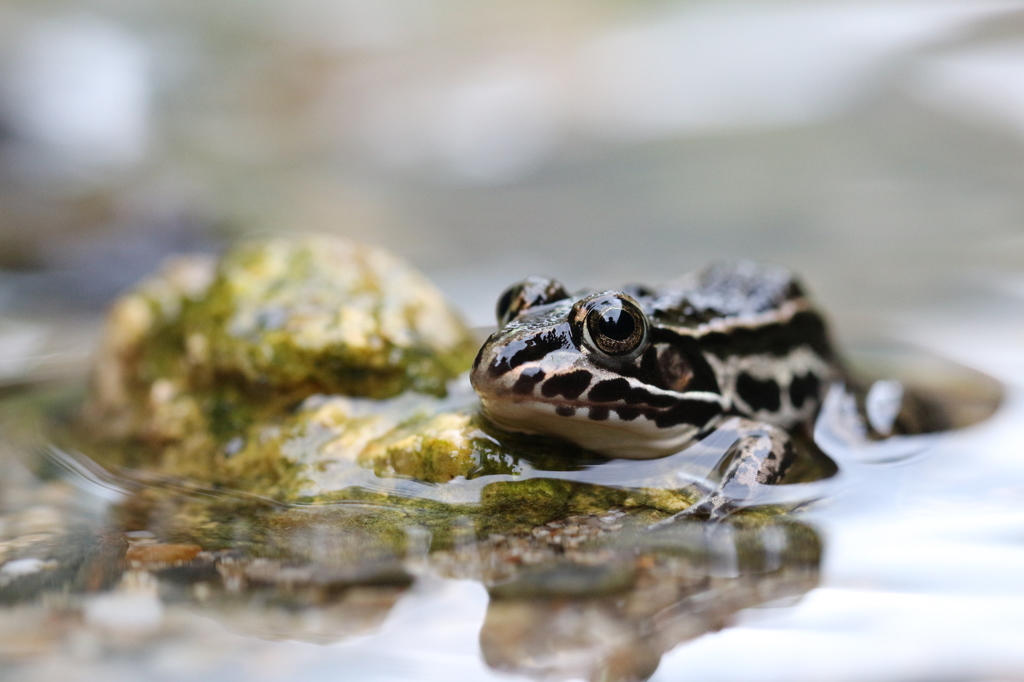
(660, 492), (732, 523)
(649, 417), (796, 527)
(816, 383), (942, 464)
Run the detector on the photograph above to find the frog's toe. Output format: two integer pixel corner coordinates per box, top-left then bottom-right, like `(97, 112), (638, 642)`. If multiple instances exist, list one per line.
(646, 493), (736, 529)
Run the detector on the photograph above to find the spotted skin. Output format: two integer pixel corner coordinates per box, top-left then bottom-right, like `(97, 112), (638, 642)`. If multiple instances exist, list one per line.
(470, 262), (845, 514)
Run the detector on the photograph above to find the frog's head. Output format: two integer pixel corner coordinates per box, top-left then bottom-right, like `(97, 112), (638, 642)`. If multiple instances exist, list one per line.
(470, 277), (725, 459)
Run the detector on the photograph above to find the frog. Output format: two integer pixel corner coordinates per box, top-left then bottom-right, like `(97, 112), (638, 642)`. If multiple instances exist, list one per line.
(470, 261), (846, 514)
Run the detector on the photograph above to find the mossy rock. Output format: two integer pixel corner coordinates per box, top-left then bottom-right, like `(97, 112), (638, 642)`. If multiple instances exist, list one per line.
(182, 237), (476, 399)
(79, 236), (477, 463)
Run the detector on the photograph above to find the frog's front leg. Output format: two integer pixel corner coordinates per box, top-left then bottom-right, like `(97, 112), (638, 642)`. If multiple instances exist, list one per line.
(664, 417), (797, 522)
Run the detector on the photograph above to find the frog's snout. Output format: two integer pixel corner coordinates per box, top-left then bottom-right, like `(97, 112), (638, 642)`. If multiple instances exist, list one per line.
(468, 336), (504, 400)
(469, 346), (487, 396)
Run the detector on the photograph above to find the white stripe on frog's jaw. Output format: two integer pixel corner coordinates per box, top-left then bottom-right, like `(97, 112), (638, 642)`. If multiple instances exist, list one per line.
(470, 316), (727, 459)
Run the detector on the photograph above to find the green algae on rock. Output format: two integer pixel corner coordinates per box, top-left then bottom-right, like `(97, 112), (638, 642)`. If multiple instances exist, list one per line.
(185, 237), (476, 399)
(78, 236), (477, 482)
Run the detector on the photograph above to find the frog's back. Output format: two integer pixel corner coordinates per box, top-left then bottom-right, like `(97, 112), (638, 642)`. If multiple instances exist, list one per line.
(641, 262), (841, 425)
(646, 261), (804, 327)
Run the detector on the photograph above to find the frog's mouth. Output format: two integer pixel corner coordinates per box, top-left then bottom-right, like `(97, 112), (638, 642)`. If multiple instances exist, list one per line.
(476, 391), (724, 460)
(471, 348), (726, 459)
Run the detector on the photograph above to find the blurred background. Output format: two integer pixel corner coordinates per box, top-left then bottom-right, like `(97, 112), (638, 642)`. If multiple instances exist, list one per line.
(1, 0), (1023, 335)
(3, 3), (1024, 680)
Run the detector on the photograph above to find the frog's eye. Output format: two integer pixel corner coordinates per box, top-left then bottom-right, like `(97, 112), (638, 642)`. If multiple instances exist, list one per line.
(576, 294), (648, 358)
(495, 276), (570, 327)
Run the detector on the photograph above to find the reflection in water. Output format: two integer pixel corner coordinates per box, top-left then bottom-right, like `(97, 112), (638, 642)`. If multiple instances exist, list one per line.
(0, 463), (820, 682)
(480, 521), (819, 682)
